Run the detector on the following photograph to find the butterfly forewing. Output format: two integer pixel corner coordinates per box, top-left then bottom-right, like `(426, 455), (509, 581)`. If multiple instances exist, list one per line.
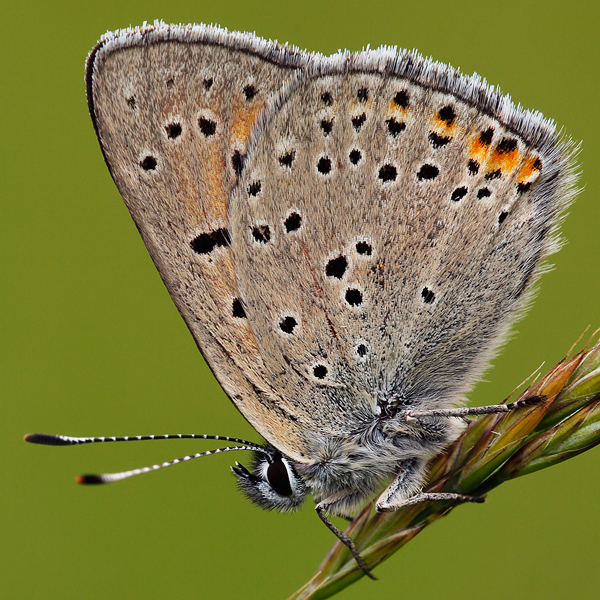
(230, 55), (576, 431)
(86, 24), (315, 458)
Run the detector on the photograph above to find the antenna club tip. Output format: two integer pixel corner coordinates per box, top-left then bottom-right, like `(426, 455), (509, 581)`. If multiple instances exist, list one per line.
(76, 474), (104, 485)
(25, 433), (67, 445)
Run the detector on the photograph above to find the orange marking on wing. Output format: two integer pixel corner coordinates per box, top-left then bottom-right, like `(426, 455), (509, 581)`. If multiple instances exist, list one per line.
(517, 156), (543, 183)
(229, 103), (264, 146)
(201, 150), (228, 222)
(164, 107), (228, 226)
(469, 136), (491, 164)
(489, 146), (521, 174)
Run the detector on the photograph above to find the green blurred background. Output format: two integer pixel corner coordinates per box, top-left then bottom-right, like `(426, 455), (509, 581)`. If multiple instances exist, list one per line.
(3, 0), (599, 598)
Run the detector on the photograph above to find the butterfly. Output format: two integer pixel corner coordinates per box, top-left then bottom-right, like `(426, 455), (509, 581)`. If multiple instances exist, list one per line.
(26, 21), (577, 578)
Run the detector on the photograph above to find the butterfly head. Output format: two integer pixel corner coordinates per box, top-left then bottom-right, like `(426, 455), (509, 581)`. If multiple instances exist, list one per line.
(232, 445), (308, 512)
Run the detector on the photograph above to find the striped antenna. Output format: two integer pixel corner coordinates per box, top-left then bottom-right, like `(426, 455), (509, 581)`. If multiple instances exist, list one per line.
(76, 445), (264, 484)
(24, 433), (261, 447)
(24, 432), (268, 484)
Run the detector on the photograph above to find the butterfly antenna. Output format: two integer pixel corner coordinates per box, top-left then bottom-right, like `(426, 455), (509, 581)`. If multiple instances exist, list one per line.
(75, 445), (265, 484)
(24, 432), (259, 446)
(24, 432), (268, 484)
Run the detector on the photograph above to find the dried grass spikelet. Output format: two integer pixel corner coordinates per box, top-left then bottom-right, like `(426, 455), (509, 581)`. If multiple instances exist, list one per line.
(289, 335), (600, 600)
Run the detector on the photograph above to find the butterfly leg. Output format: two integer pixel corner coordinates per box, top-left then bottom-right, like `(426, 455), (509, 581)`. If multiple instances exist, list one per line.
(375, 458), (486, 513)
(404, 394), (544, 422)
(315, 494), (377, 580)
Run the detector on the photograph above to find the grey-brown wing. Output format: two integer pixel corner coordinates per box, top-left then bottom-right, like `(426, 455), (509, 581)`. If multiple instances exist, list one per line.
(87, 22), (315, 459)
(230, 51), (578, 436)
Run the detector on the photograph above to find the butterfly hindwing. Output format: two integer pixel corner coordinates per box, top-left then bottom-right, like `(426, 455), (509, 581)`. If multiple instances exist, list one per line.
(230, 54), (577, 431)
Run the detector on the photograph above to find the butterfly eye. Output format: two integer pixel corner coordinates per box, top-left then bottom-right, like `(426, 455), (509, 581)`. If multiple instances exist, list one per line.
(233, 451), (307, 512)
(266, 458), (293, 496)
